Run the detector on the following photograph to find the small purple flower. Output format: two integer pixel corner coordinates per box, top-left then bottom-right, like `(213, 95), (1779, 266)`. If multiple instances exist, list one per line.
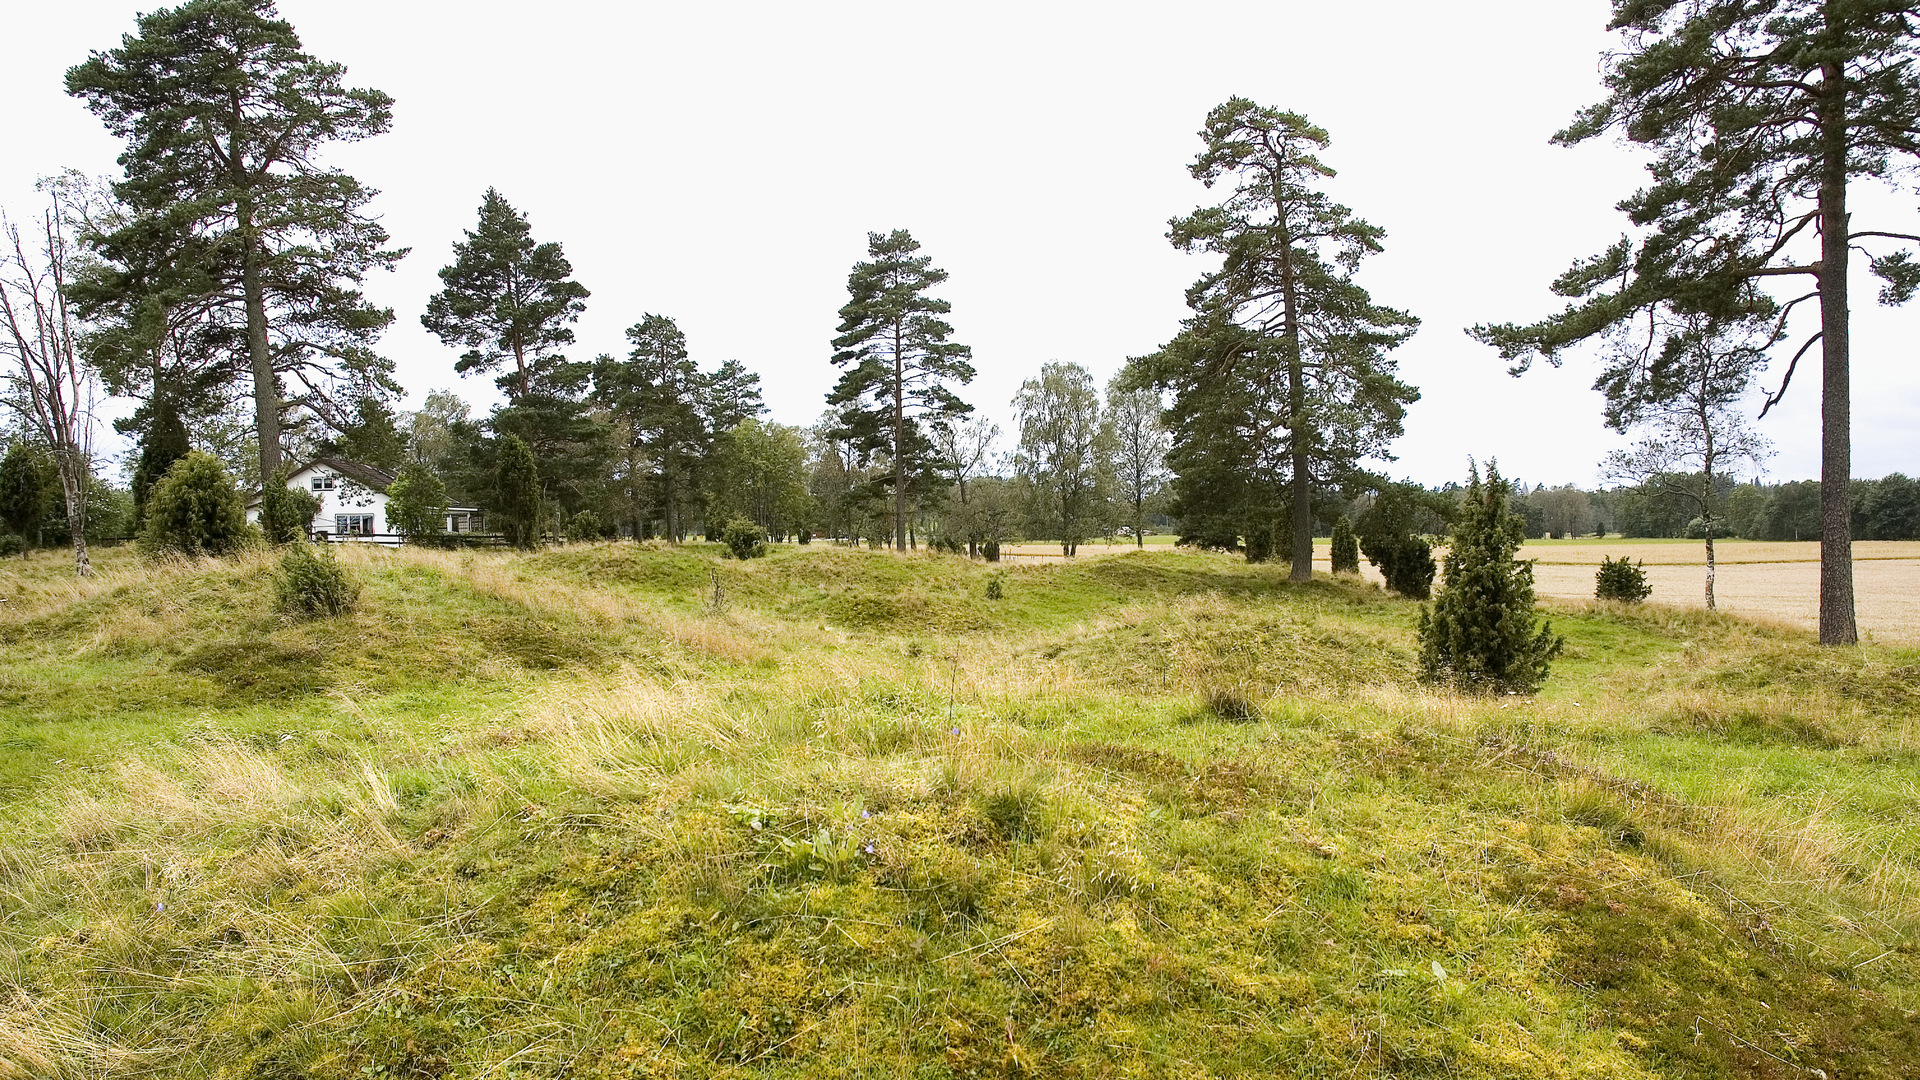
(864, 843), (875, 854)
(860, 809), (871, 819)
(951, 727), (960, 736)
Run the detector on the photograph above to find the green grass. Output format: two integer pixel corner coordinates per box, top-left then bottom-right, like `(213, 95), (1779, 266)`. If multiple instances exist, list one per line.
(0, 542), (1916, 1077)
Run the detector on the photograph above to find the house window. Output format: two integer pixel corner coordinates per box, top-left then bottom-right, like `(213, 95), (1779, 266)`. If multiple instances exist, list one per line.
(311, 474), (336, 491)
(335, 514), (374, 535)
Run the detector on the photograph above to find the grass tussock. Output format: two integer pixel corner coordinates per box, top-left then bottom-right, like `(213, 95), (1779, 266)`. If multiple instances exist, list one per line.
(0, 542), (1916, 1076)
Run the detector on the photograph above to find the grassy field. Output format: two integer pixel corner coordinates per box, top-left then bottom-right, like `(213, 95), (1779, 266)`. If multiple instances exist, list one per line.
(1, 543), (1917, 1078)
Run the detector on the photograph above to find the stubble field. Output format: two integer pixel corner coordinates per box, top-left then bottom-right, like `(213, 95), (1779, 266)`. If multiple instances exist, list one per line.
(1008, 540), (1920, 645)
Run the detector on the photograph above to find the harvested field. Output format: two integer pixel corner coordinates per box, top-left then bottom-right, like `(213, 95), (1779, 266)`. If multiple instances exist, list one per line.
(1317, 539), (1920, 645)
(997, 539), (1920, 644)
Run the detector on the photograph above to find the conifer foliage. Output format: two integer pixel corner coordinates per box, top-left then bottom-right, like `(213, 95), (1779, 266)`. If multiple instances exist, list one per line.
(1470, 1), (1920, 645)
(67, 0), (403, 487)
(1328, 515), (1359, 575)
(422, 188), (590, 401)
(828, 230), (974, 552)
(1131, 99), (1418, 578)
(140, 451), (254, 557)
(493, 434), (541, 549)
(1417, 464), (1563, 694)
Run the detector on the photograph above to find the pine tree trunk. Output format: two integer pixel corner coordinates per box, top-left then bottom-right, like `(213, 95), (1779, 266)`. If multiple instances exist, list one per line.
(1277, 225), (1312, 583)
(241, 217), (281, 488)
(1816, 56), (1858, 645)
(892, 323), (907, 552)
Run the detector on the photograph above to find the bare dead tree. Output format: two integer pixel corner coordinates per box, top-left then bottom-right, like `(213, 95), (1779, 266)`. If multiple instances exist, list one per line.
(1, 195), (99, 577)
(932, 414), (999, 557)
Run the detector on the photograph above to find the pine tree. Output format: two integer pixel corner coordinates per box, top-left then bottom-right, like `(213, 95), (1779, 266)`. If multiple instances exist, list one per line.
(1130, 99), (1419, 578)
(1417, 463), (1563, 694)
(1469, 2), (1920, 645)
(68, 0), (404, 487)
(492, 434), (541, 550)
(422, 188), (589, 401)
(828, 229), (975, 551)
(593, 315), (707, 540)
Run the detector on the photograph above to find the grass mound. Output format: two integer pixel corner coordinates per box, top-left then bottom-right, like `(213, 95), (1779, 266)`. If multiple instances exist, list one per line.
(0, 542), (1916, 1077)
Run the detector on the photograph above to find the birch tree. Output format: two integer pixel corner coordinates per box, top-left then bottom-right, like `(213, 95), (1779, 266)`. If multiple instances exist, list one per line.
(0, 197), (99, 576)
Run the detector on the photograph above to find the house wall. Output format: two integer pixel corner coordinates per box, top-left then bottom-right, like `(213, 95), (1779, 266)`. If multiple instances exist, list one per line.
(244, 465), (390, 537)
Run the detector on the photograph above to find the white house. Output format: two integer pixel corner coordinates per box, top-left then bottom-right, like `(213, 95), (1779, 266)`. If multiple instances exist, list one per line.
(245, 455), (484, 543)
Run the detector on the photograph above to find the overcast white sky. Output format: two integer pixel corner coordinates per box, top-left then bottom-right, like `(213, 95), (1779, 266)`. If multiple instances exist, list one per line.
(5, 1), (1917, 487)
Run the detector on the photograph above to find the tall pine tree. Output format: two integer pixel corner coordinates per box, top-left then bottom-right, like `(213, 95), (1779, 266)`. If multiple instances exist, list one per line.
(422, 188), (589, 401)
(592, 315), (708, 540)
(68, 0), (404, 488)
(1470, 1), (1920, 645)
(828, 230), (975, 551)
(1130, 100), (1418, 579)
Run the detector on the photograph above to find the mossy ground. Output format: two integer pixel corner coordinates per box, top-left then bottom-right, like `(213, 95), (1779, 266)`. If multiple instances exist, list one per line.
(0, 542), (1915, 1078)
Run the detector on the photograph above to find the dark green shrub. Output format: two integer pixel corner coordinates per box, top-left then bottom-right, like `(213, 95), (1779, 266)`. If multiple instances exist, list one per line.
(1358, 482), (1452, 598)
(140, 452), (257, 556)
(0, 442), (51, 545)
(258, 468), (321, 544)
(385, 462), (449, 539)
(0, 534), (23, 558)
(274, 541), (360, 618)
(982, 539), (1001, 562)
(493, 434), (541, 550)
(564, 509), (602, 542)
(722, 518), (766, 559)
(1243, 526), (1273, 564)
(1417, 463), (1563, 693)
(985, 574), (1003, 601)
(1595, 555), (1652, 602)
(1329, 515), (1360, 575)
(1369, 535), (1436, 598)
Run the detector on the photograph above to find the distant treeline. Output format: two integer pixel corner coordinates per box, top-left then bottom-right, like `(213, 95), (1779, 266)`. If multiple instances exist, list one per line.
(1488, 475), (1920, 542)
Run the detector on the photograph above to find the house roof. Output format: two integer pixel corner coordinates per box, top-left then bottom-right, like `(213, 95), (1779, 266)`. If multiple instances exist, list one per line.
(307, 454), (397, 493)
(245, 454), (398, 506)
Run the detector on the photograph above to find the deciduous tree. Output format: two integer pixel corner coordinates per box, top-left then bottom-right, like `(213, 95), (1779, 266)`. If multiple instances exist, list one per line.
(1013, 362), (1109, 556)
(1600, 314), (1772, 608)
(1105, 373), (1170, 548)
(1, 198), (100, 575)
